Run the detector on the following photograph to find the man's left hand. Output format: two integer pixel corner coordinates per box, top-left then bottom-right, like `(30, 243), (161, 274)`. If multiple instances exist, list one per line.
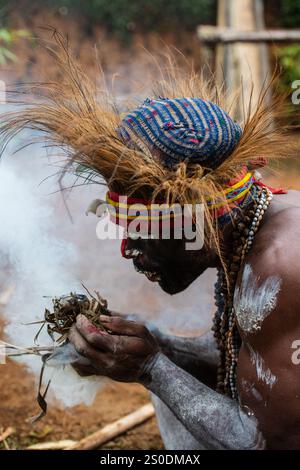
(68, 314), (159, 384)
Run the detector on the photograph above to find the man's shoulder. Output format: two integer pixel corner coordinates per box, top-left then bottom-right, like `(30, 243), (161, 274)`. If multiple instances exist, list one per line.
(236, 205), (300, 317)
(235, 252), (297, 343)
(248, 205), (300, 279)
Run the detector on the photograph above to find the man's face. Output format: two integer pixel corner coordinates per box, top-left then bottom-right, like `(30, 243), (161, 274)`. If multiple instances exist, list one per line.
(123, 236), (215, 295)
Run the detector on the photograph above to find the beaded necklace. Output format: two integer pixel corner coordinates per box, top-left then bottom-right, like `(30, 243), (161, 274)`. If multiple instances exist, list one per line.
(212, 184), (273, 399)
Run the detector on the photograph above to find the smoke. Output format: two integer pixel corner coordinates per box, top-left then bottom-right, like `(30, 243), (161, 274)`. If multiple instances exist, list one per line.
(0, 124), (215, 409)
(0, 135), (105, 407)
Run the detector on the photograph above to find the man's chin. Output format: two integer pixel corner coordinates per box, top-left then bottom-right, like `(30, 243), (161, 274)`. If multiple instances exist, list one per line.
(158, 278), (188, 295)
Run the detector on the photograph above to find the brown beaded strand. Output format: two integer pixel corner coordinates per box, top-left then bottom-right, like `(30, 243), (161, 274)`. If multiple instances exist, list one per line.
(213, 186), (273, 399)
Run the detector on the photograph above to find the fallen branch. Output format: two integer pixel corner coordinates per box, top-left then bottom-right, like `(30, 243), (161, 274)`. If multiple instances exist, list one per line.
(27, 440), (76, 450)
(25, 403), (155, 450)
(66, 403), (155, 450)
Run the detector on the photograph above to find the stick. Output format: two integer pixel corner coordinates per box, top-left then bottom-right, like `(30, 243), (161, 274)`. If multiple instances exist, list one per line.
(0, 341), (54, 356)
(66, 403), (155, 450)
(0, 427), (15, 443)
(27, 440), (76, 450)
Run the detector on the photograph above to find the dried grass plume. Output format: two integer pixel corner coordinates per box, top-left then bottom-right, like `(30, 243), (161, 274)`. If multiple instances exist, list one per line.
(0, 32), (298, 251)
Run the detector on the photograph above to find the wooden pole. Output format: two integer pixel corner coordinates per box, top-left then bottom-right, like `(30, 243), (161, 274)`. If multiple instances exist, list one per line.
(215, 0), (228, 92)
(198, 26), (300, 44)
(207, 0), (269, 120)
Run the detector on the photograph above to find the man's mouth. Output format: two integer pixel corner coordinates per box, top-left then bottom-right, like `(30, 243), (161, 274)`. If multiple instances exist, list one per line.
(134, 263), (161, 282)
(143, 271), (162, 282)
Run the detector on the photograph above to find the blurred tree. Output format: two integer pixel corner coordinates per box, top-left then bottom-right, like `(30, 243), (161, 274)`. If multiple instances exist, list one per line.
(46, 0), (216, 40)
(0, 1), (30, 65)
(280, 0), (300, 28)
(0, 28), (30, 65)
(278, 45), (300, 89)
(275, 1), (300, 121)
(277, 44), (300, 124)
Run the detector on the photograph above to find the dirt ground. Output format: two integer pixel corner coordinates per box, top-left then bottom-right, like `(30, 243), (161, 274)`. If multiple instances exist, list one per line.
(0, 319), (163, 450)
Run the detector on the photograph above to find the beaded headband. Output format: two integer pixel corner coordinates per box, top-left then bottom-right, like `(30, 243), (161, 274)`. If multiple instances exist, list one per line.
(106, 170), (254, 230)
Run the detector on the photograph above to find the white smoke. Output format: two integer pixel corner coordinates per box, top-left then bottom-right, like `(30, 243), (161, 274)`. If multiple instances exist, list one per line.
(0, 123), (215, 409)
(0, 138), (105, 407)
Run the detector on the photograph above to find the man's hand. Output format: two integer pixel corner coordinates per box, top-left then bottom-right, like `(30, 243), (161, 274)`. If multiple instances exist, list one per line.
(68, 314), (160, 384)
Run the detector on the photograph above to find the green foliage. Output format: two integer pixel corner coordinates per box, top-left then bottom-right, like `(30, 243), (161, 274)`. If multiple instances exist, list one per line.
(280, 0), (300, 28)
(48, 0), (216, 40)
(0, 28), (29, 65)
(274, 0), (300, 112)
(277, 45), (300, 122)
(0, 0), (31, 65)
(278, 45), (300, 91)
(0, 28), (30, 65)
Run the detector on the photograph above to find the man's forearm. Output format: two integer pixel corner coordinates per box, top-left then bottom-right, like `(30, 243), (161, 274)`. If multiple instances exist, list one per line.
(115, 312), (218, 387)
(149, 328), (218, 388)
(146, 353), (265, 450)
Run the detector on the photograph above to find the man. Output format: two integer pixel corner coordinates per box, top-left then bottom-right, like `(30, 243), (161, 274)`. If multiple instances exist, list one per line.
(2, 49), (299, 449)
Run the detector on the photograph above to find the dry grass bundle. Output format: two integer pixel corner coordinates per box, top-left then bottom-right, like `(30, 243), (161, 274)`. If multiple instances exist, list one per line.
(32, 289), (110, 422)
(36, 289), (110, 345)
(4, 288), (111, 422)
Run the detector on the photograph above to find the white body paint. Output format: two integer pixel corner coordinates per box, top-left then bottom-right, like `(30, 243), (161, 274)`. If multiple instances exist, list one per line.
(241, 378), (263, 402)
(249, 347), (277, 389)
(234, 264), (282, 334)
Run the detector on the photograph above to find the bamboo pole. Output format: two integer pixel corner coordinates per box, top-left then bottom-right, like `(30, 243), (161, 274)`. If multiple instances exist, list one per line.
(198, 26), (300, 43)
(206, 0), (269, 120)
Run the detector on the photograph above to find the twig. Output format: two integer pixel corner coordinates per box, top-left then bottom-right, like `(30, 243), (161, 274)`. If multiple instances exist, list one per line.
(0, 341), (54, 356)
(0, 427), (15, 443)
(3, 439), (10, 450)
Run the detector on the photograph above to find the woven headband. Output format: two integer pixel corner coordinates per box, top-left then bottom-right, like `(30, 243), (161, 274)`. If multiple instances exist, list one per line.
(106, 170), (254, 229)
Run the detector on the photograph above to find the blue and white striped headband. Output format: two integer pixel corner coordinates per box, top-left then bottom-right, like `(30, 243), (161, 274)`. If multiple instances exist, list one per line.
(118, 97), (242, 169)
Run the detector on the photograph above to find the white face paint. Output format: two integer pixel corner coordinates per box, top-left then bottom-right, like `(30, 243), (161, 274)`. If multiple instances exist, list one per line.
(249, 347), (277, 389)
(234, 264), (282, 334)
